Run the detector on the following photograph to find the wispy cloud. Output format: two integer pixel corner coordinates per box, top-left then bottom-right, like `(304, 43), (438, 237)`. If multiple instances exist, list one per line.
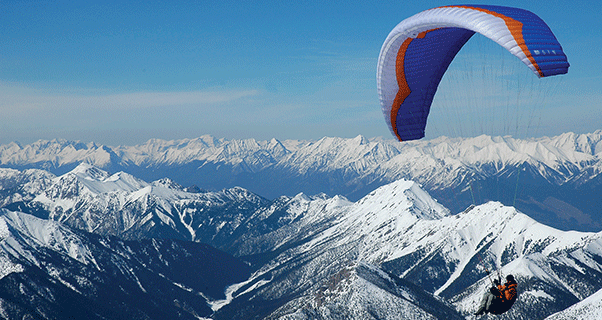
(0, 83), (259, 113)
(0, 83), (265, 144)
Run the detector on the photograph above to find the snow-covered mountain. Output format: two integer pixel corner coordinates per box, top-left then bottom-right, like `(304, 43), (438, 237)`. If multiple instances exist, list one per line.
(2, 164), (602, 319)
(0, 167), (55, 207)
(212, 179), (602, 319)
(0, 208), (250, 319)
(1, 163), (269, 244)
(2, 131), (601, 231)
(545, 288), (602, 320)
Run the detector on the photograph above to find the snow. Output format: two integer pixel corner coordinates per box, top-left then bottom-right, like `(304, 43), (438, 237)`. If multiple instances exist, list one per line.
(281, 262), (438, 320)
(0, 217), (8, 241)
(48, 265), (82, 294)
(20, 163), (267, 240)
(3, 142), (602, 318)
(0, 209), (97, 267)
(0, 216), (24, 279)
(70, 163), (149, 194)
(2, 209), (99, 281)
(524, 289), (555, 300)
(3, 131), (602, 195)
(545, 288), (602, 320)
(258, 176), (602, 317)
(208, 275), (273, 312)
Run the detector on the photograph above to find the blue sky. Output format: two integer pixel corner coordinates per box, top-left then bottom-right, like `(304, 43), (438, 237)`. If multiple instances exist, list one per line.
(1, 0), (600, 145)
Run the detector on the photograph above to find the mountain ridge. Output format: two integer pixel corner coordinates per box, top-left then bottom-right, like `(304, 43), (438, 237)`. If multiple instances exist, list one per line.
(0, 208), (251, 319)
(3, 131), (601, 179)
(211, 177), (602, 319)
(2, 163), (602, 319)
(2, 131), (601, 232)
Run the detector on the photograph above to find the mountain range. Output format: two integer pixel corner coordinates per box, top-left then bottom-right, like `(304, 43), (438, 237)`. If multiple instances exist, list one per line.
(1, 131), (601, 232)
(0, 208), (250, 319)
(1, 163), (602, 319)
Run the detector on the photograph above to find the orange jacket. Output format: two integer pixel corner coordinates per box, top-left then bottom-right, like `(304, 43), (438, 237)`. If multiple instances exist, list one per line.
(496, 282), (517, 302)
(489, 281), (518, 315)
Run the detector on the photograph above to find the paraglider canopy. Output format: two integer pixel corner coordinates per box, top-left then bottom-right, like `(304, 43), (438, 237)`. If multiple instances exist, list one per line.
(376, 5), (569, 142)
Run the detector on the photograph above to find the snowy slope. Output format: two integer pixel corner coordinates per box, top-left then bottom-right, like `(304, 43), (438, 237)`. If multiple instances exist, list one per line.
(545, 288), (602, 320)
(0, 167), (55, 207)
(336, 182), (602, 318)
(2, 162), (602, 319)
(265, 262), (463, 320)
(210, 179), (602, 319)
(24, 163), (269, 243)
(0, 208), (251, 320)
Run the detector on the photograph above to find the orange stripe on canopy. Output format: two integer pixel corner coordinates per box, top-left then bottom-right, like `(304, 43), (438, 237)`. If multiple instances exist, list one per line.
(390, 37), (413, 142)
(440, 5), (543, 77)
(390, 28), (441, 142)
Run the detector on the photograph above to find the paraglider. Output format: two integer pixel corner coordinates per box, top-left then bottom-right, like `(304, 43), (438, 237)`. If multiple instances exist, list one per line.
(376, 5), (569, 141)
(376, 5), (570, 316)
(474, 274), (518, 316)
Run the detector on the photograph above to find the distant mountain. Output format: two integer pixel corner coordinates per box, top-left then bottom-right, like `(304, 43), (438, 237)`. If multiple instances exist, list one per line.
(0, 209), (250, 319)
(2, 131), (601, 231)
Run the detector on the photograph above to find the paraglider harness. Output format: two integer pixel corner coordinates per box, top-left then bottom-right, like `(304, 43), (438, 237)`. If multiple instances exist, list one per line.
(476, 254), (518, 315)
(486, 273), (518, 315)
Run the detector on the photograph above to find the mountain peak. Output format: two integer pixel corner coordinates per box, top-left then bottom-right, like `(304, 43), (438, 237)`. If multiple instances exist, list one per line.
(151, 177), (184, 191)
(352, 134), (369, 146)
(356, 179), (449, 221)
(62, 163), (147, 194)
(70, 162), (110, 181)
